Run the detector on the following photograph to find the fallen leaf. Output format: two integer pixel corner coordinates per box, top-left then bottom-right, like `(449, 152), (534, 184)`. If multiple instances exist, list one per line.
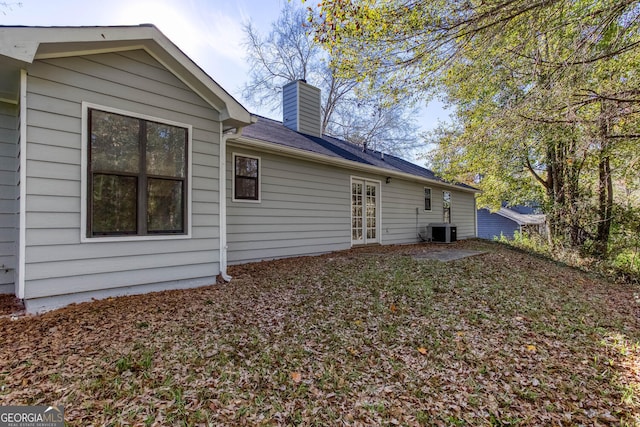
(417, 347), (428, 355)
(290, 371), (302, 383)
(526, 344), (537, 352)
(390, 303), (397, 313)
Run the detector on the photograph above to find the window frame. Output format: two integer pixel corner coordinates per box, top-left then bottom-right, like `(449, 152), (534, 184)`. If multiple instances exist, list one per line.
(443, 190), (452, 223)
(424, 187), (432, 211)
(80, 102), (193, 242)
(232, 153), (261, 203)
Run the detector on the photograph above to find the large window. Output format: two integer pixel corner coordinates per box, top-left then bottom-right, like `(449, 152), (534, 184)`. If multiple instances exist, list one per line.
(87, 108), (188, 237)
(233, 154), (260, 201)
(443, 191), (451, 223)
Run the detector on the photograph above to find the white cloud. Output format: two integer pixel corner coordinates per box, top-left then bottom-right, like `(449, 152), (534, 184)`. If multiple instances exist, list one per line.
(197, 10), (247, 68)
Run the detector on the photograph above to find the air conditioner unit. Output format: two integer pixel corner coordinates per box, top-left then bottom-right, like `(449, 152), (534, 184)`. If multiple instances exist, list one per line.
(427, 223), (457, 243)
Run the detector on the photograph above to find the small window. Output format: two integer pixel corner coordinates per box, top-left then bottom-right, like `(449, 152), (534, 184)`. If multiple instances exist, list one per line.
(233, 154), (260, 201)
(443, 191), (451, 223)
(87, 108), (188, 237)
(424, 188), (432, 211)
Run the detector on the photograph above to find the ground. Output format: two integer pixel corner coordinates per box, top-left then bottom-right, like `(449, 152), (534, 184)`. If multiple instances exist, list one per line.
(1, 240), (639, 426)
(0, 293), (23, 317)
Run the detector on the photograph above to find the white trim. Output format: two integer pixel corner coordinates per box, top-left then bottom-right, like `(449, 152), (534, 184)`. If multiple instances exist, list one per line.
(2, 25), (252, 123)
(17, 69), (27, 299)
(350, 176), (382, 246)
(219, 126), (231, 281)
(231, 136), (479, 194)
(80, 101), (193, 243)
(231, 152), (262, 203)
(35, 45), (148, 60)
(424, 186), (432, 212)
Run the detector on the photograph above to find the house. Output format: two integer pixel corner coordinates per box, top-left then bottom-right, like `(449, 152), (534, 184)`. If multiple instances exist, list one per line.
(477, 205), (546, 240)
(0, 25), (479, 313)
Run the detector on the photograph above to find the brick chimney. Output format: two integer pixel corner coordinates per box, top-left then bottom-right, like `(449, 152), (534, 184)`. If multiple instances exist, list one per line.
(282, 80), (322, 137)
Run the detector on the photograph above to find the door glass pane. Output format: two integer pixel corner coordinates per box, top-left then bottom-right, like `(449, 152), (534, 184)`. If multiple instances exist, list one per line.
(147, 178), (184, 232)
(146, 122), (186, 177)
(92, 174), (137, 234)
(443, 191), (451, 223)
(352, 182), (363, 240)
(366, 184), (377, 241)
(91, 110), (140, 173)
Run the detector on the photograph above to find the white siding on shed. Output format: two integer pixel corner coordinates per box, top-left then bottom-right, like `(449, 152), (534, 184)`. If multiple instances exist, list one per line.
(0, 102), (18, 293)
(23, 50), (222, 301)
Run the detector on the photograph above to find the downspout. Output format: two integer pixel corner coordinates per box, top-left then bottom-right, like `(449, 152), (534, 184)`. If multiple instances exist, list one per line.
(219, 117), (256, 281)
(219, 124), (241, 282)
(17, 69), (27, 299)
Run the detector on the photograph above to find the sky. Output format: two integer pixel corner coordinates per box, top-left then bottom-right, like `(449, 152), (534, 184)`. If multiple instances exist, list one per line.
(1, 0), (450, 160)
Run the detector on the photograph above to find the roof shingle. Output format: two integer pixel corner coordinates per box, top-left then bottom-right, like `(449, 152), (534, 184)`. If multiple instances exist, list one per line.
(241, 115), (477, 191)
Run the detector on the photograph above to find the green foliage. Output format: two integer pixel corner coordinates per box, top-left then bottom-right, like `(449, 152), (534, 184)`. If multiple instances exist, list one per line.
(312, 0), (640, 258)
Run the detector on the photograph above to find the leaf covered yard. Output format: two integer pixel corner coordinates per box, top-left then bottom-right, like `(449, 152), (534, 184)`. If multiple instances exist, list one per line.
(1, 241), (639, 425)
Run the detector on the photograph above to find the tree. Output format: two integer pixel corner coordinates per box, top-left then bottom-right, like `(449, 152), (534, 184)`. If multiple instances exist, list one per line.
(242, 2), (420, 157)
(312, 0), (640, 257)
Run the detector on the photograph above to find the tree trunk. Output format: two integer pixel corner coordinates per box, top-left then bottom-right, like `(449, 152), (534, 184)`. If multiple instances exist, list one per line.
(595, 104), (613, 257)
(596, 153), (613, 256)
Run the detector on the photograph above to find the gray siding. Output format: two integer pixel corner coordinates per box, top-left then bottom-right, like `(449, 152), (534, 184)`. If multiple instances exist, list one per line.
(0, 102), (18, 293)
(23, 50), (222, 300)
(227, 146), (478, 264)
(282, 81), (321, 137)
(450, 190), (477, 239)
(382, 179), (440, 244)
(363, 174), (476, 244)
(227, 148), (351, 264)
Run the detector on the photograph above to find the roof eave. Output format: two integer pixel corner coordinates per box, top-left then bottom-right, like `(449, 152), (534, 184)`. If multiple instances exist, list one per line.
(231, 135), (480, 193)
(496, 208), (545, 225)
(0, 25), (253, 127)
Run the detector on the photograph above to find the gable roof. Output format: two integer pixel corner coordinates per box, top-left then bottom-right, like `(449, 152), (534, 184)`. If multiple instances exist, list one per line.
(234, 115), (478, 193)
(0, 25), (252, 129)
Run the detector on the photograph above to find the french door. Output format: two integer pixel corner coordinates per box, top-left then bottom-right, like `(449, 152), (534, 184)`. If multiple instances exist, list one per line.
(351, 179), (380, 245)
